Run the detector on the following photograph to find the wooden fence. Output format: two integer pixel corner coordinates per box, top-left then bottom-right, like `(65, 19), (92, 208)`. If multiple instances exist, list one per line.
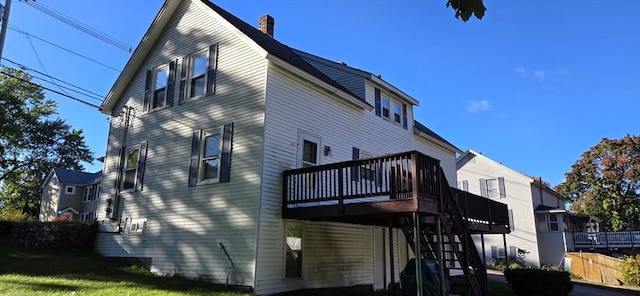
(566, 252), (623, 284)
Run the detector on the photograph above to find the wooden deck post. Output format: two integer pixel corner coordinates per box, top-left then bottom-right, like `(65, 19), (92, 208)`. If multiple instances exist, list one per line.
(388, 219), (396, 296)
(414, 212), (423, 296)
(481, 232), (486, 268)
(436, 216), (445, 296)
(502, 233), (508, 272)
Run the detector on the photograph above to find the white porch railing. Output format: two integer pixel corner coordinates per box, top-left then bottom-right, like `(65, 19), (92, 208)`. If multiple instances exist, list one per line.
(574, 231), (640, 249)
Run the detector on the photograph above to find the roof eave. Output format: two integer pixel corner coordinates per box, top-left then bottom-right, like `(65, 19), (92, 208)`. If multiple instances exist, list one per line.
(369, 75), (419, 106)
(413, 127), (462, 154)
(100, 0), (180, 115)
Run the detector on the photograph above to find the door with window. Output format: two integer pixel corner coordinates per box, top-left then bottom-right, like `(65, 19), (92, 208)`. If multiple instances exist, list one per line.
(297, 132), (321, 196)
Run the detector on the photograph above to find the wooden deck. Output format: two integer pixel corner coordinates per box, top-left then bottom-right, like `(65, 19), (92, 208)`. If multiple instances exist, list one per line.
(574, 231), (640, 249)
(282, 151), (510, 234)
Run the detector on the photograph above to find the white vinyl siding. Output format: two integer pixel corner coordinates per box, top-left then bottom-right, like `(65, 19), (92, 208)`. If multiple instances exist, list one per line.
(95, 0), (265, 289)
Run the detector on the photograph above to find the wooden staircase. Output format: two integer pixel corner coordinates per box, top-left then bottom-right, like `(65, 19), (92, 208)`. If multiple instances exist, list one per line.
(398, 167), (488, 296)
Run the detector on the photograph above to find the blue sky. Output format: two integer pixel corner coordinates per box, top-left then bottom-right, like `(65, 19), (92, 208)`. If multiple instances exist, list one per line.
(4, 0), (639, 187)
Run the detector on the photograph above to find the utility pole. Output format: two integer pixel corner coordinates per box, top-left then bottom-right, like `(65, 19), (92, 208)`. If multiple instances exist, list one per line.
(0, 0), (12, 62)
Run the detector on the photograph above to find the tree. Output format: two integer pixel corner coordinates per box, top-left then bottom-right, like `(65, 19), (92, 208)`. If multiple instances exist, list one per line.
(0, 68), (93, 218)
(555, 135), (640, 231)
(447, 0), (486, 21)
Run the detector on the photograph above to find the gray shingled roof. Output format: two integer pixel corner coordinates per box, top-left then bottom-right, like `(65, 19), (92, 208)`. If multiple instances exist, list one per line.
(201, 0), (359, 100)
(53, 168), (102, 186)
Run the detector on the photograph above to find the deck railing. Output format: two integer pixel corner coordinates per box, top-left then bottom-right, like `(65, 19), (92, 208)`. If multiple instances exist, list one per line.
(283, 150), (509, 229)
(574, 231), (640, 249)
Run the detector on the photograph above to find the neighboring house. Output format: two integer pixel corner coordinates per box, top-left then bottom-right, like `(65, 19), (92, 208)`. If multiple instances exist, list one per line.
(94, 1), (508, 295)
(456, 150), (589, 269)
(39, 168), (102, 222)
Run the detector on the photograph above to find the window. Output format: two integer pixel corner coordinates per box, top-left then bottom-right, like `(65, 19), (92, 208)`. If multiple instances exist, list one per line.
(80, 211), (96, 222)
(351, 147), (381, 186)
(152, 66), (168, 109)
(491, 246), (506, 259)
(83, 187), (93, 202)
(457, 180), (469, 191)
(122, 142), (148, 191)
(188, 123), (233, 187)
(381, 97), (390, 119)
(144, 61), (176, 112)
(297, 132), (321, 191)
(393, 102), (401, 123)
(480, 177), (506, 198)
(285, 222), (303, 278)
(189, 53), (207, 98)
(374, 87), (409, 129)
(536, 213), (560, 232)
(94, 185), (101, 201)
(179, 44), (218, 104)
(65, 185), (76, 195)
(549, 213), (559, 231)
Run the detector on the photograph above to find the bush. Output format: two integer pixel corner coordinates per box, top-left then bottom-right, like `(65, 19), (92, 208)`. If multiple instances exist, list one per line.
(619, 255), (640, 286)
(504, 269), (573, 296)
(490, 256), (526, 271)
(0, 209), (33, 222)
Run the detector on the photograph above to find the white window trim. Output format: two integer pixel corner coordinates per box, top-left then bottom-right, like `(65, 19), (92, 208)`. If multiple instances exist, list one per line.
(392, 102), (402, 124)
(187, 50), (208, 100)
(198, 128), (223, 184)
(380, 96), (390, 120)
(64, 185), (76, 195)
(82, 187), (93, 203)
(151, 64), (170, 110)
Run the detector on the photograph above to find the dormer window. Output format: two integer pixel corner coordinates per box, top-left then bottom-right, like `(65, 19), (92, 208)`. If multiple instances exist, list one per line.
(374, 87), (408, 129)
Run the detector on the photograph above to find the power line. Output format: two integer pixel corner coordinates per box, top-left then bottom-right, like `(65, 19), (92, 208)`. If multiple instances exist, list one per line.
(20, 0), (132, 53)
(3, 58), (105, 101)
(0, 69), (100, 109)
(8, 26), (121, 72)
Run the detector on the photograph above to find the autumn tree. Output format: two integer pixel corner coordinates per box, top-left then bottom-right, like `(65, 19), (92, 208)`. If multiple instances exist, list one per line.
(0, 68), (93, 218)
(555, 135), (640, 231)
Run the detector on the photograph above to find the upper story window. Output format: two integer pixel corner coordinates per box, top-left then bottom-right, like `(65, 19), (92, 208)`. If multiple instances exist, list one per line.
(189, 53), (207, 97)
(480, 177), (506, 199)
(374, 88), (408, 129)
(188, 122), (233, 187)
(83, 187), (93, 202)
(152, 66), (168, 109)
(179, 44), (218, 104)
(144, 61), (176, 112)
(65, 185), (76, 195)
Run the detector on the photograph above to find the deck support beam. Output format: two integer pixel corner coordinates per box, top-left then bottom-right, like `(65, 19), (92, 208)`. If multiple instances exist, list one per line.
(436, 216), (445, 296)
(414, 212), (423, 296)
(388, 219), (396, 296)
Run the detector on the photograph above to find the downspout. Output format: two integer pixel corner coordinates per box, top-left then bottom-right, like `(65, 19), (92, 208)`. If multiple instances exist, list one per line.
(107, 106), (132, 220)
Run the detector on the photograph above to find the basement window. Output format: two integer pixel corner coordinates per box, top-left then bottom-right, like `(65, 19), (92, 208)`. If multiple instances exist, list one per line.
(284, 222), (303, 278)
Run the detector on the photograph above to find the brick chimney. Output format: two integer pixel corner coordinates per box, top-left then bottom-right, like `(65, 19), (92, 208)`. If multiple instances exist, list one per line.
(259, 14), (274, 37)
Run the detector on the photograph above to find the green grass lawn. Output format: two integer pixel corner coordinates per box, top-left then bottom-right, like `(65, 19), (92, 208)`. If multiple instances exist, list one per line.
(0, 237), (249, 296)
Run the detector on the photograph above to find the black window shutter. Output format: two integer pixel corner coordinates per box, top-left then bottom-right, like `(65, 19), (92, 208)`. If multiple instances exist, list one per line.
(166, 60), (176, 107)
(479, 179), (487, 197)
(219, 122), (233, 183)
(188, 131), (201, 187)
(205, 43), (218, 96)
(143, 70), (152, 112)
(498, 177), (506, 198)
(402, 103), (408, 129)
(351, 147), (360, 181)
(135, 141), (148, 192)
(374, 88), (381, 117)
(178, 56), (188, 104)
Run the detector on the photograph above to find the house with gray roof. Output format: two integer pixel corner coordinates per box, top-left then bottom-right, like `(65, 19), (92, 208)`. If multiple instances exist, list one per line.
(93, 1), (509, 295)
(39, 168), (102, 222)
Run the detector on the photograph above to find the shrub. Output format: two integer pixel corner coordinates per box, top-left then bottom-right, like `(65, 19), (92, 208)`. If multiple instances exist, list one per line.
(0, 209), (32, 222)
(619, 255), (640, 286)
(490, 256), (526, 271)
(504, 268), (573, 296)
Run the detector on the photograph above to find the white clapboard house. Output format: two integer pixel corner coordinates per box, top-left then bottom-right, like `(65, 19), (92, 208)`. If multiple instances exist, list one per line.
(95, 1), (509, 295)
